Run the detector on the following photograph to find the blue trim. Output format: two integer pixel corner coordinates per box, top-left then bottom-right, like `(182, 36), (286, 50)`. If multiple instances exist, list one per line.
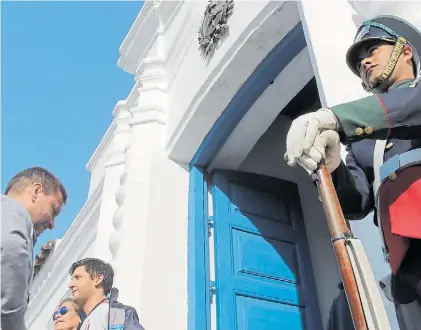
(380, 147), (421, 182)
(187, 167), (209, 330)
(188, 22), (307, 330)
(191, 22), (306, 167)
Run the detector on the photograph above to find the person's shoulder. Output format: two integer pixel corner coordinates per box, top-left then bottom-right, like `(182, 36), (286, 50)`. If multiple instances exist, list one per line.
(1, 194), (32, 235)
(1, 194), (31, 219)
(80, 302), (109, 330)
(92, 301), (110, 322)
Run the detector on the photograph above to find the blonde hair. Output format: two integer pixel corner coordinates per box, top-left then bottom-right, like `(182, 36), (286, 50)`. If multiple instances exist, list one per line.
(59, 298), (83, 318)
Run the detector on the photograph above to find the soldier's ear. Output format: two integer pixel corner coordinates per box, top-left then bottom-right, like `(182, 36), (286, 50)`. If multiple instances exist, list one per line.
(402, 45), (413, 61)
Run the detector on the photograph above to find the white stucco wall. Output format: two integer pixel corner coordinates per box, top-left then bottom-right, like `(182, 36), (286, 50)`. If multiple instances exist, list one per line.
(166, 0), (274, 140)
(166, 1), (302, 163)
(86, 122), (116, 198)
(350, 1), (421, 30)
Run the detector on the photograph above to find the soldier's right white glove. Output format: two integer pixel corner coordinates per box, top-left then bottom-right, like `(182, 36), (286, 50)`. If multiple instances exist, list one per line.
(285, 108), (338, 167)
(297, 130), (341, 175)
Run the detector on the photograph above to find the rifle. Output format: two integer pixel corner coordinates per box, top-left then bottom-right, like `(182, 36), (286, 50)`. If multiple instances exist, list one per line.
(315, 161), (390, 330)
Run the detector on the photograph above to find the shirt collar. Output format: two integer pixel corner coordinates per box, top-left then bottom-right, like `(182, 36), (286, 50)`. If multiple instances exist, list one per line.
(31, 225), (37, 246)
(388, 78), (415, 90)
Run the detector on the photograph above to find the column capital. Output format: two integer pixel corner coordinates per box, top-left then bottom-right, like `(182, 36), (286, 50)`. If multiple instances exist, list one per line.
(129, 57), (168, 126)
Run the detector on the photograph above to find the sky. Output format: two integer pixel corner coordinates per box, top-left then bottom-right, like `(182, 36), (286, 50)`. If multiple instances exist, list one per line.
(1, 1), (143, 254)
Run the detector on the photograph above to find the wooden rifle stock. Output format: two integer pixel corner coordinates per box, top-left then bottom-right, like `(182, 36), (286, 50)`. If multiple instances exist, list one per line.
(316, 162), (368, 330)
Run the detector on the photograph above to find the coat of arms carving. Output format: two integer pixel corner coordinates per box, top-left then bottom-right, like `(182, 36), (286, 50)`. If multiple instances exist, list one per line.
(198, 0), (234, 60)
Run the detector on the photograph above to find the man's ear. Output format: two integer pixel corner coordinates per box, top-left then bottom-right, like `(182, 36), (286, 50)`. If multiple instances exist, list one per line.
(31, 183), (43, 202)
(94, 274), (104, 288)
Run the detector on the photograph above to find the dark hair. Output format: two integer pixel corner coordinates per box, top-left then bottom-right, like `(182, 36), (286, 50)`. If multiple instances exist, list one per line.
(69, 258), (114, 295)
(59, 298), (83, 319)
(5, 167), (67, 203)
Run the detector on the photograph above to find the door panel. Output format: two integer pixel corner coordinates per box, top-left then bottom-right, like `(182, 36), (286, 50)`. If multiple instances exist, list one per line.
(212, 170), (322, 330)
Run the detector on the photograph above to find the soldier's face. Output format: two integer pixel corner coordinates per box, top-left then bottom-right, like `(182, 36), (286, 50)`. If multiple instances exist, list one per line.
(358, 41), (414, 88)
(358, 42), (393, 86)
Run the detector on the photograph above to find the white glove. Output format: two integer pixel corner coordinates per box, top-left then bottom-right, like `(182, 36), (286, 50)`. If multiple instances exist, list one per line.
(297, 130), (342, 175)
(285, 108), (338, 167)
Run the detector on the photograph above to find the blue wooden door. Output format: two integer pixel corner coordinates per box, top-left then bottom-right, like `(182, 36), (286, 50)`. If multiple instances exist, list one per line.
(212, 170), (322, 330)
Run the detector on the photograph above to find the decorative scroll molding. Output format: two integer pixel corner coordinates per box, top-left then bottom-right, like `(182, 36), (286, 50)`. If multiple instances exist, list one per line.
(106, 101), (133, 168)
(109, 151), (130, 272)
(198, 0), (234, 61)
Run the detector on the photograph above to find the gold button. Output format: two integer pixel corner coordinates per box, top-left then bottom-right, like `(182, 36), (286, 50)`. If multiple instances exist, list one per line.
(364, 126), (373, 135)
(355, 127), (364, 136)
(385, 142), (394, 150)
(388, 172), (397, 181)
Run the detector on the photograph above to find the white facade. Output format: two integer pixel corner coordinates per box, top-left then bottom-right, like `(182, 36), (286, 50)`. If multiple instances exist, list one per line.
(26, 2), (421, 330)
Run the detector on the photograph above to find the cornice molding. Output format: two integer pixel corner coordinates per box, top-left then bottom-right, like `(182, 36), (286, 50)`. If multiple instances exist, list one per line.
(125, 82), (143, 110)
(136, 57), (167, 86)
(118, 1), (156, 74)
(129, 108), (167, 126)
(86, 121), (117, 172)
(86, 97), (136, 172)
(118, 1), (184, 75)
(26, 180), (104, 327)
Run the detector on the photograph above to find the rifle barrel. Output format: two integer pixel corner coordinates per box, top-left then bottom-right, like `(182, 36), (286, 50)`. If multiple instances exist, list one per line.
(316, 163), (368, 330)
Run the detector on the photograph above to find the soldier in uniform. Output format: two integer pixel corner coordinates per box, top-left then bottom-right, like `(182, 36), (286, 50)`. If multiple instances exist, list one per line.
(284, 15), (421, 329)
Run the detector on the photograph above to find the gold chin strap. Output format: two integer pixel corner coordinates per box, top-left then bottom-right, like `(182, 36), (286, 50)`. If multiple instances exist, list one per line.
(363, 36), (407, 92)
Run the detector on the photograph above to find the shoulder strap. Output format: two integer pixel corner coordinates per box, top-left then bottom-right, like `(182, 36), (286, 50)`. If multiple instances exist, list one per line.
(373, 140), (390, 262)
(373, 140), (387, 198)
(374, 79), (418, 194)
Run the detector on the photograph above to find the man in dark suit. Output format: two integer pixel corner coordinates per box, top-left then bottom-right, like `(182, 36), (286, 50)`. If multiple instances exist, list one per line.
(285, 15), (421, 329)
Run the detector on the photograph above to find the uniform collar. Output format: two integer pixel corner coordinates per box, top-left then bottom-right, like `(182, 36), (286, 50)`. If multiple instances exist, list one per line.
(388, 78), (415, 90)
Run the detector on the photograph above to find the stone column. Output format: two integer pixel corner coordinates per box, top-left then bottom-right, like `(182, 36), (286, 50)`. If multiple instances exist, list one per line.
(108, 54), (189, 329)
(108, 56), (168, 310)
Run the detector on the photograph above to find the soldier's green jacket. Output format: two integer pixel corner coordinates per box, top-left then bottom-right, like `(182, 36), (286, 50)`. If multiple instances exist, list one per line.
(330, 79), (421, 221)
(332, 79), (421, 142)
